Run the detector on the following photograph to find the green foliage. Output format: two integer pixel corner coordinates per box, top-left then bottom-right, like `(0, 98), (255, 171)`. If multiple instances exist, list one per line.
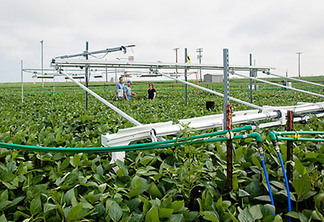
(0, 80), (323, 221)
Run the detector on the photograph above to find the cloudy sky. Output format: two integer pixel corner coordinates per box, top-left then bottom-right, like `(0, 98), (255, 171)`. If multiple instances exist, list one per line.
(1, 0), (324, 82)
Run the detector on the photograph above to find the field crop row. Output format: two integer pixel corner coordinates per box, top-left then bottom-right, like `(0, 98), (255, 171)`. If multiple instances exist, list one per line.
(0, 80), (323, 221)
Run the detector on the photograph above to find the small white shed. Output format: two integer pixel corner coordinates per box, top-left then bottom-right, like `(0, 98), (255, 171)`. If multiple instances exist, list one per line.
(204, 74), (223, 82)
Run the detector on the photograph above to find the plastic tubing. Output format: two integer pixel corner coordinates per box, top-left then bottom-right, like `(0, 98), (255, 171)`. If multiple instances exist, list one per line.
(276, 137), (324, 142)
(270, 130), (324, 142)
(275, 131), (324, 136)
(0, 125), (253, 153)
(260, 153), (275, 207)
(0, 126), (275, 212)
(271, 140), (292, 222)
(257, 140), (275, 209)
(252, 133), (275, 209)
(0, 133), (251, 153)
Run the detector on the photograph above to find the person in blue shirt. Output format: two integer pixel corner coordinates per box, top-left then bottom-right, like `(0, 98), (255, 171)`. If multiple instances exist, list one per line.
(116, 77), (124, 100)
(123, 80), (136, 101)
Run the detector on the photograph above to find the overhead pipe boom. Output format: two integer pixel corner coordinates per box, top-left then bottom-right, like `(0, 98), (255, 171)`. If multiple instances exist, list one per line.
(159, 72), (262, 110)
(264, 71), (323, 87)
(60, 70), (142, 126)
(233, 72), (324, 98)
(52, 59), (272, 72)
(54, 45), (136, 59)
(102, 102), (324, 146)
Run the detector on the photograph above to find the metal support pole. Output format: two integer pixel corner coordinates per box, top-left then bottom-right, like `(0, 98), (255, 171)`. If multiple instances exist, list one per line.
(85, 42), (89, 110)
(286, 110), (294, 182)
(184, 48), (188, 106)
(226, 104), (233, 190)
(249, 53), (253, 103)
(21, 60), (23, 103)
(223, 48), (230, 130)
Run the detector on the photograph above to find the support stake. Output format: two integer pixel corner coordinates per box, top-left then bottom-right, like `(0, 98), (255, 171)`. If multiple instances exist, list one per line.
(223, 48), (230, 130)
(286, 110), (294, 181)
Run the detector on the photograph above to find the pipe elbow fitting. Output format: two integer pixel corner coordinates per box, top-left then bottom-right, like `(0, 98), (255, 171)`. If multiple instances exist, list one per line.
(269, 131), (277, 142)
(251, 132), (262, 142)
(245, 125), (253, 131)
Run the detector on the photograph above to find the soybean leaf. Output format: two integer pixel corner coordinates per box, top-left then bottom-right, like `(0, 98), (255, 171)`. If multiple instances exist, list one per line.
(292, 174), (311, 200)
(145, 206), (159, 222)
(30, 196), (42, 216)
(108, 201), (123, 222)
(238, 208), (254, 222)
(67, 202), (83, 221)
(159, 208), (173, 219)
(201, 211), (219, 222)
(249, 205), (263, 220)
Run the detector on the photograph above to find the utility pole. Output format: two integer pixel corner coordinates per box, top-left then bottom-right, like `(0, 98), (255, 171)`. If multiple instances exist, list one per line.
(40, 40), (44, 88)
(184, 48), (188, 106)
(249, 53), (253, 103)
(85, 42), (89, 110)
(174, 48), (179, 74)
(196, 48), (203, 82)
(296, 52), (302, 77)
(21, 60), (23, 103)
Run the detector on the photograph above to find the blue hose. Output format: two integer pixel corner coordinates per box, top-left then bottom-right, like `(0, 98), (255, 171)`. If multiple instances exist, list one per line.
(276, 150), (292, 222)
(260, 153), (275, 210)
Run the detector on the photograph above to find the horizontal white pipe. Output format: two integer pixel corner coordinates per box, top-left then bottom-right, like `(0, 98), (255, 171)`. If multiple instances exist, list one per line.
(103, 109), (280, 146)
(102, 102), (324, 146)
(160, 72), (262, 110)
(267, 72), (323, 87)
(61, 72), (142, 126)
(234, 72), (324, 98)
(53, 59), (271, 72)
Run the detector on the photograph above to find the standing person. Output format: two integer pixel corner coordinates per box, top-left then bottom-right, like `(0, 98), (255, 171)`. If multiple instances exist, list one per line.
(124, 80), (136, 101)
(147, 83), (156, 100)
(116, 77), (124, 100)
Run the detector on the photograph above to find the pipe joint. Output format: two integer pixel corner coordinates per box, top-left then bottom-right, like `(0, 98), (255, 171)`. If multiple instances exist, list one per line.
(269, 131), (277, 142)
(251, 132), (262, 142)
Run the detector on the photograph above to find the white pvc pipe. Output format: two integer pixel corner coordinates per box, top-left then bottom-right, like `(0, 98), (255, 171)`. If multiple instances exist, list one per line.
(160, 72), (262, 110)
(234, 72), (324, 98)
(268, 72), (323, 87)
(61, 71), (142, 126)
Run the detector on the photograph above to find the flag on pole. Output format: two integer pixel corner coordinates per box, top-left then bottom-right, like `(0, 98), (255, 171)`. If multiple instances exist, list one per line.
(186, 52), (191, 63)
(186, 51), (191, 70)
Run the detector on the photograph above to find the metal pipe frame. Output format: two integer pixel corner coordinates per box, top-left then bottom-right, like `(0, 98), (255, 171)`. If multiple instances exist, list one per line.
(233, 72), (324, 98)
(52, 59), (271, 72)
